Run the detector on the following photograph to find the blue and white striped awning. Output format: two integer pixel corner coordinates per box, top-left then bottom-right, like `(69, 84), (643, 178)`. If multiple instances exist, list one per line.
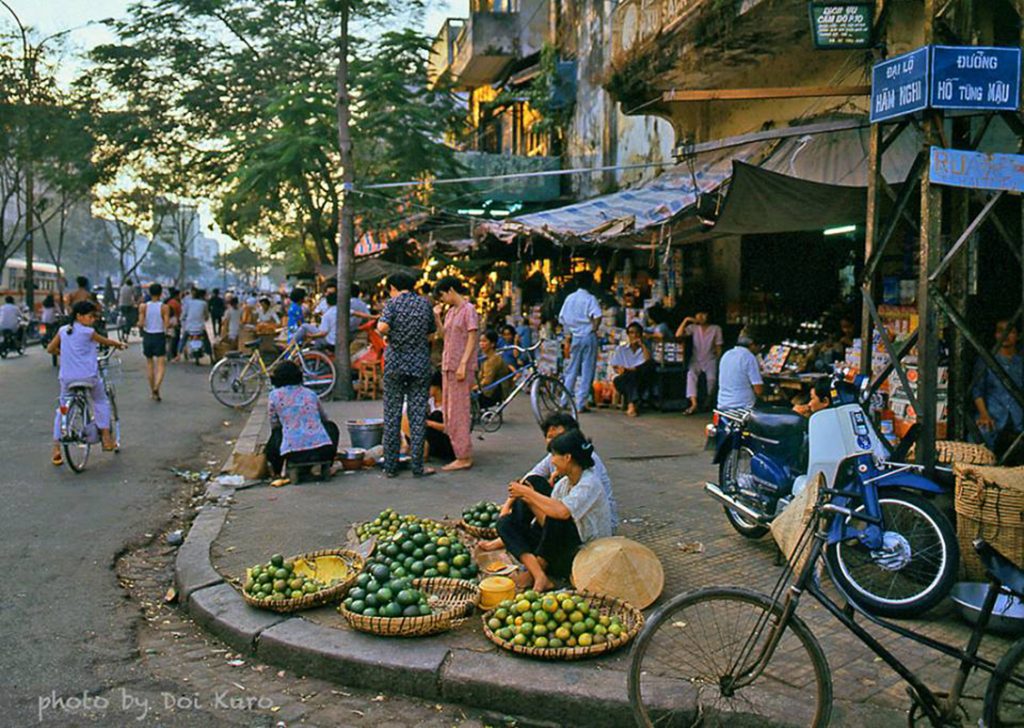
(503, 142), (768, 243)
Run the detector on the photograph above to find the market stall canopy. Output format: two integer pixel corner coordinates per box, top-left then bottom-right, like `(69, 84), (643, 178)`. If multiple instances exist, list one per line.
(712, 162), (867, 234)
(498, 142), (770, 245)
(352, 258), (420, 283)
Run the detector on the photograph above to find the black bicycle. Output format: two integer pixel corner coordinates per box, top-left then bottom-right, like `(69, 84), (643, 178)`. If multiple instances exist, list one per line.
(471, 340), (576, 433)
(628, 478), (1024, 726)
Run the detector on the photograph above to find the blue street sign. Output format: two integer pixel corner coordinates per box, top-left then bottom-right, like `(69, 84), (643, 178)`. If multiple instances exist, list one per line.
(871, 47), (930, 123)
(930, 46), (1021, 111)
(930, 147), (1024, 193)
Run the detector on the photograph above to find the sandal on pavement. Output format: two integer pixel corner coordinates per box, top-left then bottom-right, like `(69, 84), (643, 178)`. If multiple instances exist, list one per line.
(51, 453), (64, 466)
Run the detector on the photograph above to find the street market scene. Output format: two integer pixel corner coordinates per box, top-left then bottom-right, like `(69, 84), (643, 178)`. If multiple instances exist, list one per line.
(5, 0), (1024, 726)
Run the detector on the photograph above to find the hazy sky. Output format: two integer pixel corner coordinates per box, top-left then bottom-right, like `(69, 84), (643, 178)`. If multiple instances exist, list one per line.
(6, 0), (462, 248)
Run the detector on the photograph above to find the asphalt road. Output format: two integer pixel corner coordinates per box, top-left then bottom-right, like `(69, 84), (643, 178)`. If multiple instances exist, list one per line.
(0, 341), (241, 725)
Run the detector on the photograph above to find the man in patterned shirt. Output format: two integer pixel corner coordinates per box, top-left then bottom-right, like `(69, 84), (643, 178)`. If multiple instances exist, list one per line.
(377, 272), (437, 477)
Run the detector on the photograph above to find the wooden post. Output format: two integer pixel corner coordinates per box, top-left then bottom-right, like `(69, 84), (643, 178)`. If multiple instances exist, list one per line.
(860, 123), (882, 378)
(916, 0), (941, 472)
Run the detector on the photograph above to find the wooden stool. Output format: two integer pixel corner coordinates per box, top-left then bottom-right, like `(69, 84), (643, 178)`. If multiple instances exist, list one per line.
(356, 359), (382, 399)
(286, 460), (333, 484)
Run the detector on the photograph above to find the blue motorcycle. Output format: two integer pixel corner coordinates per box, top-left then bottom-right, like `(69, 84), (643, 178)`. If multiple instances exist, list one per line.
(704, 386), (959, 618)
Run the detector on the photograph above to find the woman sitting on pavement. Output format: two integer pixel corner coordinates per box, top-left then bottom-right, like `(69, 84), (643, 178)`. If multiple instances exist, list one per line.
(487, 428), (615, 593)
(611, 322), (655, 417)
(402, 371), (455, 462)
(265, 360), (340, 486)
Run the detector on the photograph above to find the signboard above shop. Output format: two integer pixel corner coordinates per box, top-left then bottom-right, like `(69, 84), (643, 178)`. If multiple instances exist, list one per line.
(870, 47), (930, 123)
(931, 45), (1022, 111)
(870, 44), (1023, 123)
(930, 147), (1024, 193)
(809, 2), (874, 50)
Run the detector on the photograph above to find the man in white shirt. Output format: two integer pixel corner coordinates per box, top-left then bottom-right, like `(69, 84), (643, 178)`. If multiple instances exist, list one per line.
(717, 330), (764, 410)
(305, 292), (338, 353)
(558, 271), (602, 412)
(611, 322), (654, 417)
(177, 288), (211, 360)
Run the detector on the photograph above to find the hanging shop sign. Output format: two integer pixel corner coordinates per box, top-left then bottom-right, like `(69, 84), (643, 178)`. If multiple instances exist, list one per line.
(870, 46), (930, 123)
(930, 46), (1021, 112)
(929, 147), (1024, 193)
(808, 2), (874, 50)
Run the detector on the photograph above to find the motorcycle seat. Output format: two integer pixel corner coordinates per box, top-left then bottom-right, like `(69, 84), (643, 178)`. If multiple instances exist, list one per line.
(747, 408), (807, 441)
(974, 539), (1024, 599)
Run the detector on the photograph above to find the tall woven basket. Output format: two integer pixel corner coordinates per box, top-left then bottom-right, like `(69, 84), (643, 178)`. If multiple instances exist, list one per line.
(954, 464), (1024, 580)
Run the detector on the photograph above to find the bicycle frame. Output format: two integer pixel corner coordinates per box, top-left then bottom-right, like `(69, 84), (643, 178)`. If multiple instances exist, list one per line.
(735, 511), (1024, 725)
(475, 357), (540, 417)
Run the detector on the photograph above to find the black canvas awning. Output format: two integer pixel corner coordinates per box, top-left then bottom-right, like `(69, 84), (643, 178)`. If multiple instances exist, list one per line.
(712, 161), (867, 235)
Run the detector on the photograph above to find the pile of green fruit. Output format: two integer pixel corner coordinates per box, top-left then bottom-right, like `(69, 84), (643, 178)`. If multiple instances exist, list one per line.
(487, 590), (625, 649)
(462, 501), (500, 529)
(355, 508), (443, 542)
(342, 563), (433, 618)
(245, 554), (340, 601)
(373, 522), (479, 581)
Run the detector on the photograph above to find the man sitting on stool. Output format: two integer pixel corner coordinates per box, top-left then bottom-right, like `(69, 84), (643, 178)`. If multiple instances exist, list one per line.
(611, 322), (655, 417)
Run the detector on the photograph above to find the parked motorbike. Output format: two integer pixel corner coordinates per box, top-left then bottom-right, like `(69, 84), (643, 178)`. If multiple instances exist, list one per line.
(704, 379), (959, 618)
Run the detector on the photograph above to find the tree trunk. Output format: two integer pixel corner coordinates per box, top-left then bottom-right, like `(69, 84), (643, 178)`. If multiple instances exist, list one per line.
(333, 0), (355, 399)
(177, 246), (187, 289)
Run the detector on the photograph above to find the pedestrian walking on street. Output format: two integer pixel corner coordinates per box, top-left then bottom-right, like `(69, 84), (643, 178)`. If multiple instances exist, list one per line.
(140, 283), (170, 401)
(119, 278), (138, 335)
(558, 271), (602, 412)
(41, 295), (59, 367)
(47, 300), (127, 465)
(377, 272), (436, 478)
(165, 287), (182, 361)
(208, 288), (225, 337)
(178, 288), (212, 360)
(433, 276), (479, 472)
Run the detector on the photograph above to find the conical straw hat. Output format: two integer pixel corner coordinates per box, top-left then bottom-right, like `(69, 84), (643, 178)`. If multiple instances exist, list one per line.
(571, 536), (664, 609)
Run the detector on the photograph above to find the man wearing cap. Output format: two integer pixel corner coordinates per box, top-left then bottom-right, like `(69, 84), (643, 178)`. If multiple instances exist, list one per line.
(716, 328), (764, 410)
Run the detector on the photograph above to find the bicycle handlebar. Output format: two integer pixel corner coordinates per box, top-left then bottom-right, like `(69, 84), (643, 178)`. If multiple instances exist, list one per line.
(506, 340), (543, 354)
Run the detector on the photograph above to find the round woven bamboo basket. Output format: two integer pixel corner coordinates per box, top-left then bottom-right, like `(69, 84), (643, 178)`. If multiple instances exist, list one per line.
(242, 549), (364, 613)
(338, 577), (481, 637)
(909, 440), (996, 465)
(481, 591), (644, 661)
(954, 464), (1024, 580)
(458, 519), (498, 540)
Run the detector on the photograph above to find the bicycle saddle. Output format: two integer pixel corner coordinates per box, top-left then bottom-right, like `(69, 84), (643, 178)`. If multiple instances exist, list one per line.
(974, 539), (1024, 598)
(66, 380), (94, 390)
(243, 340), (261, 349)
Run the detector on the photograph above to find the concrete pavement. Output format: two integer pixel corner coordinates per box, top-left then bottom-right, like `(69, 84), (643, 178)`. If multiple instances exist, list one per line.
(180, 394), (1019, 727)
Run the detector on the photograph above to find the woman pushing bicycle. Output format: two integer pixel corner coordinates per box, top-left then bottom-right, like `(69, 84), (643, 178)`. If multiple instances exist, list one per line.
(47, 300), (128, 465)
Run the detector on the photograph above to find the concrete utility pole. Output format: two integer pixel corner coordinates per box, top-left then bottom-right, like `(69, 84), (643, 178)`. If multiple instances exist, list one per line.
(333, 0), (355, 399)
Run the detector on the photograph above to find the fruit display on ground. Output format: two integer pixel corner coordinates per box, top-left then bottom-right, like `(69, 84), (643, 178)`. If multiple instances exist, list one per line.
(355, 508), (444, 542)
(244, 553), (345, 601)
(461, 501), (500, 529)
(342, 562), (433, 618)
(369, 521), (479, 581)
(487, 591), (625, 650)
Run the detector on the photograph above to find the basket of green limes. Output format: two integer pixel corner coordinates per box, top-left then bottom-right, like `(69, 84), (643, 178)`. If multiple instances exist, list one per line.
(481, 589), (643, 660)
(459, 501), (501, 539)
(242, 549), (363, 613)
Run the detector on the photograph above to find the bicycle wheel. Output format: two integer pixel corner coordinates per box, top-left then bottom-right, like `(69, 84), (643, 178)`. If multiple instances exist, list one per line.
(825, 493), (958, 618)
(530, 375), (577, 426)
(298, 350), (336, 399)
(984, 634), (1024, 726)
(209, 357), (262, 408)
(628, 587), (832, 727)
(62, 398), (92, 473)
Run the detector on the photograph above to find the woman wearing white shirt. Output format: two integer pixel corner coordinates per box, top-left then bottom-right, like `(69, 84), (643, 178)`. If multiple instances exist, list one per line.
(497, 429), (613, 592)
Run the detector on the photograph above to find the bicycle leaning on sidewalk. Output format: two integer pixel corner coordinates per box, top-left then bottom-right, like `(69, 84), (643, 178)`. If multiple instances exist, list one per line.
(628, 479), (1024, 727)
(58, 349), (122, 473)
(208, 335), (336, 408)
(471, 340), (577, 433)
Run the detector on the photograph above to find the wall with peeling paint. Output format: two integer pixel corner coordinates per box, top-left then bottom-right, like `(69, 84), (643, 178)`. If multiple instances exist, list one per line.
(562, 0), (675, 200)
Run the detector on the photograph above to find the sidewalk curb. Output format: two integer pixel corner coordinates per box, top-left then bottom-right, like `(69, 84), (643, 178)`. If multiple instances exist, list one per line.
(174, 404), (636, 727)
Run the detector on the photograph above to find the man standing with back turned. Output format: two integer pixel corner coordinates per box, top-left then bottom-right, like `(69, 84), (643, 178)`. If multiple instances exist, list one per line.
(559, 271), (602, 413)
